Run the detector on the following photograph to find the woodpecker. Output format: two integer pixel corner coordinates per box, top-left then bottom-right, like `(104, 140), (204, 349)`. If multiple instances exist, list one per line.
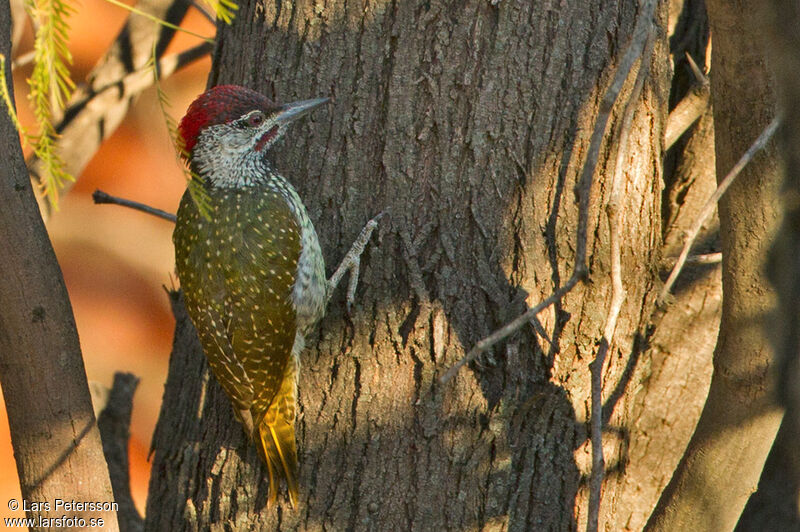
(173, 85), (330, 507)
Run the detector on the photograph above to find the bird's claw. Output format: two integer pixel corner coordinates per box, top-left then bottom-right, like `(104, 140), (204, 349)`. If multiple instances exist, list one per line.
(326, 212), (384, 312)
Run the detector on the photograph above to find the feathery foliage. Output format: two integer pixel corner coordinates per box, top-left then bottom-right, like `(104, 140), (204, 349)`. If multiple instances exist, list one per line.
(203, 0), (237, 24)
(148, 49), (212, 220)
(2, 0), (236, 209)
(25, 0), (76, 209)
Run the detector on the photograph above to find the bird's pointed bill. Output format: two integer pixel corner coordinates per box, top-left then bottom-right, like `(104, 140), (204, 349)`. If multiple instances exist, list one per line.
(275, 98), (330, 125)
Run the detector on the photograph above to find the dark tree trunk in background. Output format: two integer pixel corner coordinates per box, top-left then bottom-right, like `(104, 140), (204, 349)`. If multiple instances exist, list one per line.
(646, 1), (784, 529)
(739, 0), (800, 529)
(143, 1), (740, 530)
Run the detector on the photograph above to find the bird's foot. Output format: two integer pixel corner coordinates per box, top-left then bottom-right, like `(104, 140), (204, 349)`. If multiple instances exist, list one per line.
(327, 212), (386, 313)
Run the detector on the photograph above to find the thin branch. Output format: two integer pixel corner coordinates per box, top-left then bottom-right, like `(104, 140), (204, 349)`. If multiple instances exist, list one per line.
(529, 314), (552, 346)
(153, 42), (214, 82)
(79, 42), (212, 108)
(688, 252), (722, 264)
(439, 0), (659, 386)
(30, 42), (211, 187)
(685, 51), (709, 85)
(664, 52), (710, 149)
(104, 0), (213, 43)
(11, 49), (34, 70)
(439, 277), (581, 384)
(665, 86), (710, 149)
(658, 115), (781, 304)
(93, 189), (177, 223)
(664, 252), (722, 267)
(90, 42), (208, 131)
(587, 26), (653, 532)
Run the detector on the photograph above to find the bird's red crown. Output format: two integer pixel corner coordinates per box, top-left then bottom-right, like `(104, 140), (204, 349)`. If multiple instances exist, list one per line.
(178, 85), (278, 155)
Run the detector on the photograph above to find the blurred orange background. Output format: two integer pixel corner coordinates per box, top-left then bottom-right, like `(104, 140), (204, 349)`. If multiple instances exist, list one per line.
(0, 0), (214, 521)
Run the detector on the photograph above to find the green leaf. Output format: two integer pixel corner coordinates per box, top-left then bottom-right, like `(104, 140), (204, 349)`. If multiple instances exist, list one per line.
(148, 42), (212, 221)
(204, 0), (238, 24)
(24, 0), (77, 210)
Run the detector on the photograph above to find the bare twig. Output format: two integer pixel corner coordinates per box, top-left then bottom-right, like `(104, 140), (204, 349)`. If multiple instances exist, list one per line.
(440, 0), (659, 386)
(685, 52), (709, 85)
(664, 252), (722, 267)
(664, 52), (711, 150)
(31, 42), (210, 208)
(665, 86), (710, 149)
(71, 42), (211, 111)
(153, 42), (213, 80)
(93, 189), (177, 223)
(687, 252), (722, 264)
(658, 115), (781, 303)
(529, 313), (553, 346)
(587, 26), (653, 532)
(439, 278), (581, 384)
(11, 49), (34, 70)
(664, 53), (711, 149)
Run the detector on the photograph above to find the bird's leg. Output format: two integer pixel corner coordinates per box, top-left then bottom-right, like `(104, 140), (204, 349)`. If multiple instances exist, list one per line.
(327, 213), (385, 311)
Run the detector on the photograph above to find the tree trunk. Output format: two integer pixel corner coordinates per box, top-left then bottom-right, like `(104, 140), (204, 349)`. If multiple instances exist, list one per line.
(143, 1), (730, 530)
(607, 2), (721, 527)
(739, 0), (800, 528)
(0, 0), (118, 529)
(645, 2), (784, 530)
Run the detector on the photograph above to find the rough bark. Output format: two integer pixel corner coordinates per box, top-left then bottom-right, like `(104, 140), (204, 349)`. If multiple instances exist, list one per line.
(143, 1), (707, 530)
(0, 0), (119, 529)
(600, 5), (720, 530)
(645, 2), (784, 530)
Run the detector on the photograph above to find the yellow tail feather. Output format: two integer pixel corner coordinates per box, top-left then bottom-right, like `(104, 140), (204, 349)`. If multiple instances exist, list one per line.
(255, 358), (299, 507)
(257, 414), (299, 507)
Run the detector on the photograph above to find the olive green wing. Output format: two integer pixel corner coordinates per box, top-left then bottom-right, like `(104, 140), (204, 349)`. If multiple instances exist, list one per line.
(223, 189), (302, 423)
(174, 191), (256, 411)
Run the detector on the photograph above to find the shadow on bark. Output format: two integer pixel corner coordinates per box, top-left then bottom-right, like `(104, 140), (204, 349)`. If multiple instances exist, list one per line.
(146, 292), (581, 531)
(736, 415), (800, 531)
(143, 0), (676, 530)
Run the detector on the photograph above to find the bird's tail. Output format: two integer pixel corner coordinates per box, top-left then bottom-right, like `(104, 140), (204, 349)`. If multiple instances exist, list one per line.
(256, 359), (299, 508)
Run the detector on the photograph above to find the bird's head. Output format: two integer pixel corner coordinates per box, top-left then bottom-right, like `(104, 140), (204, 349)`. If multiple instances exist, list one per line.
(178, 85), (329, 187)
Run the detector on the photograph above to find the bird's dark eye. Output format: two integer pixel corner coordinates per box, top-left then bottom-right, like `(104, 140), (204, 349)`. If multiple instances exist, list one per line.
(246, 111), (265, 127)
